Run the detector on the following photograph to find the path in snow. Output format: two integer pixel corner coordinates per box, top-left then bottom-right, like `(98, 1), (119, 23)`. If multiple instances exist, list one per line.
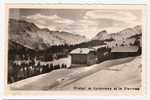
(9, 57), (136, 90)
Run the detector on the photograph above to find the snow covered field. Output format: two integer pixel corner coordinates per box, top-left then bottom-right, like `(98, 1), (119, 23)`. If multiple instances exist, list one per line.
(60, 56), (142, 90)
(8, 56), (141, 90)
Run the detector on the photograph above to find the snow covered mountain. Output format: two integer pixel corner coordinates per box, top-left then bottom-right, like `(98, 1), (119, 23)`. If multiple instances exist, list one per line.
(92, 25), (142, 47)
(9, 19), (87, 50)
(92, 25), (142, 41)
(92, 30), (109, 40)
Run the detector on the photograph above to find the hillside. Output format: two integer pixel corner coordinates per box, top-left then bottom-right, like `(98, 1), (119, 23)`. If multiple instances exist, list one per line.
(9, 19), (87, 50)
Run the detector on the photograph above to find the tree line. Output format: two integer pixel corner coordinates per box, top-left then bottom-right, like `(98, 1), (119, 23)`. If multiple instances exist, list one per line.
(8, 59), (67, 83)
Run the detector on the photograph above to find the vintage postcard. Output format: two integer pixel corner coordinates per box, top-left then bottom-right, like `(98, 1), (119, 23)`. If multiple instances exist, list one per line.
(5, 4), (146, 96)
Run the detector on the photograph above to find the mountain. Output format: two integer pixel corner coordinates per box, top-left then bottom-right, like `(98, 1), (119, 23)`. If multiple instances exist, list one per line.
(9, 19), (87, 50)
(92, 25), (142, 41)
(92, 25), (142, 47)
(92, 30), (109, 40)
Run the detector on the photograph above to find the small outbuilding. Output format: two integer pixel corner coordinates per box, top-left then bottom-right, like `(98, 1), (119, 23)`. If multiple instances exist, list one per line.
(70, 48), (97, 66)
(111, 46), (141, 59)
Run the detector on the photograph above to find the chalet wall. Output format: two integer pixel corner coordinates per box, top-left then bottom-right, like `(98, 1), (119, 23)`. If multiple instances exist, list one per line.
(71, 54), (87, 64)
(87, 52), (97, 65)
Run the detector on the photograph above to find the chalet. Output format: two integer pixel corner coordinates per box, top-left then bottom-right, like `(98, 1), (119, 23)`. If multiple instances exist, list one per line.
(92, 45), (111, 62)
(70, 45), (111, 66)
(111, 46), (141, 59)
(70, 48), (97, 66)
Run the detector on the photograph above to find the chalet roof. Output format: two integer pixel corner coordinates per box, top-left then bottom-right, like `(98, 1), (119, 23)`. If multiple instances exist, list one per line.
(70, 48), (95, 54)
(111, 46), (139, 53)
(92, 45), (106, 50)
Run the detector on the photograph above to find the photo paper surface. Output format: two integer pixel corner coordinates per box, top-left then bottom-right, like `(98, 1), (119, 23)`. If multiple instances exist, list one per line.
(5, 4), (146, 96)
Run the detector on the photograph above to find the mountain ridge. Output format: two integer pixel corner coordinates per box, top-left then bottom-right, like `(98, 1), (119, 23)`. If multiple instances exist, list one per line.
(9, 19), (88, 50)
(92, 25), (142, 41)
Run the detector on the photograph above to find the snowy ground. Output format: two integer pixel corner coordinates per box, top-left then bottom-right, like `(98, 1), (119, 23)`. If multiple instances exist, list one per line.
(58, 56), (141, 90)
(35, 56), (71, 68)
(8, 56), (141, 90)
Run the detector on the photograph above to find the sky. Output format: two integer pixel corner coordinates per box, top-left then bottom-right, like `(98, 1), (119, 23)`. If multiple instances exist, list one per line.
(9, 8), (143, 39)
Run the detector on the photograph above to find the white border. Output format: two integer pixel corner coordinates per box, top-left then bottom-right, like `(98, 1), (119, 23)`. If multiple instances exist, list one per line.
(0, 1), (149, 100)
(4, 4), (146, 97)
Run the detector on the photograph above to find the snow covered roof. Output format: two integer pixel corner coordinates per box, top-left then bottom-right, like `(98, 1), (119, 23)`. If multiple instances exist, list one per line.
(111, 46), (139, 53)
(70, 48), (95, 54)
(92, 45), (106, 50)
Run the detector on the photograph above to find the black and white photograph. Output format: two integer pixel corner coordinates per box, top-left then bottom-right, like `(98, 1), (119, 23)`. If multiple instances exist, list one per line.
(6, 5), (145, 95)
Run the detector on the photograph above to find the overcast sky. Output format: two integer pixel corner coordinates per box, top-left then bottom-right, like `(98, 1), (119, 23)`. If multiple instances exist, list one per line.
(9, 8), (142, 39)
